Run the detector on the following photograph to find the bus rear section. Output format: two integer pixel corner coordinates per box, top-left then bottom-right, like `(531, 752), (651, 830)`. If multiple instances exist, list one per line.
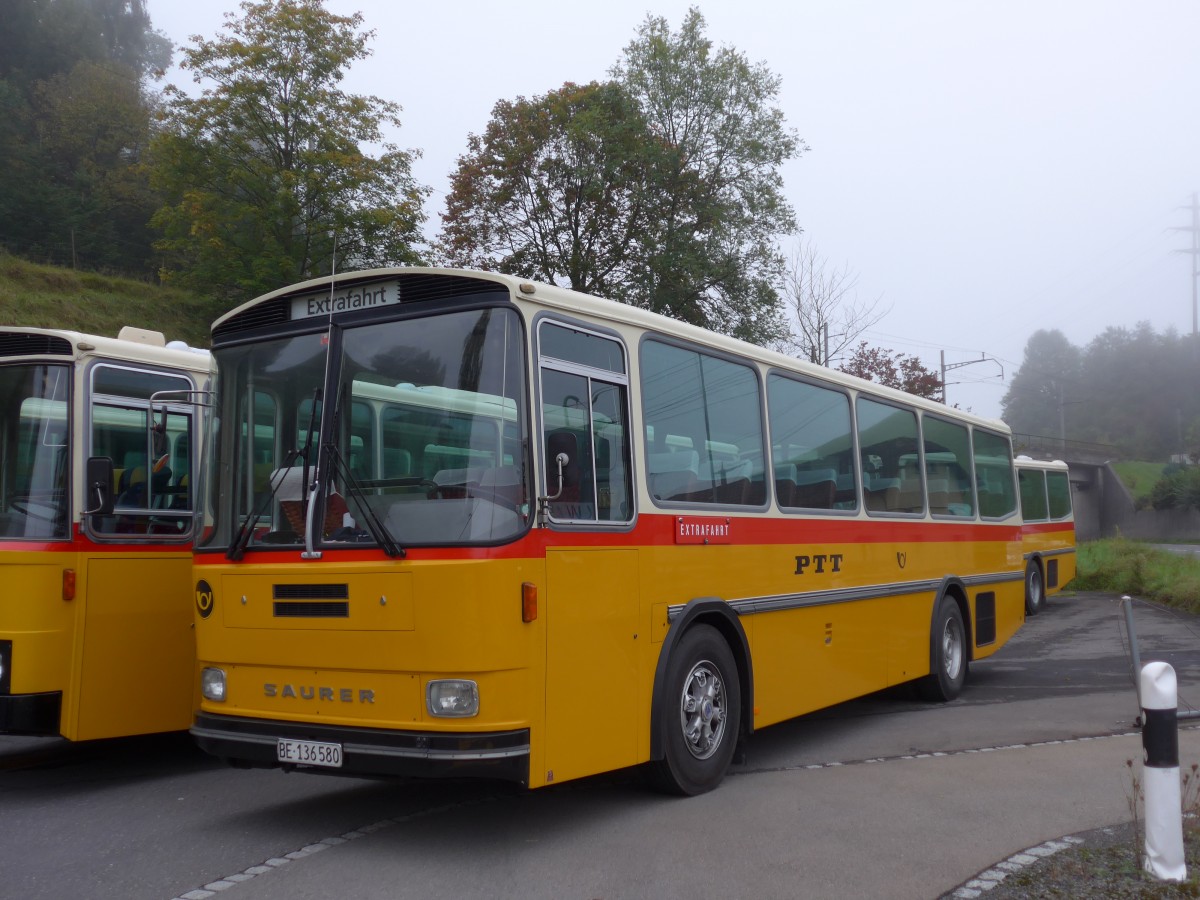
(1015, 457), (1077, 615)
(0, 326), (208, 740)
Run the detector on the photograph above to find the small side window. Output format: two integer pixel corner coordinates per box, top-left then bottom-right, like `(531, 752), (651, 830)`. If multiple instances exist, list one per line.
(1046, 471), (1072, 520)
(1018, 469), (1049, 522)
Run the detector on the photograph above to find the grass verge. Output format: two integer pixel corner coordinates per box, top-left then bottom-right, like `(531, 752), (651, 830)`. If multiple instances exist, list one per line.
(1075, 538), (1200, 614)
(965, 540), (1200, 897)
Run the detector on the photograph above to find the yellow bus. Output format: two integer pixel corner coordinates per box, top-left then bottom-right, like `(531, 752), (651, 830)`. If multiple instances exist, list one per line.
(1014, 456), (1076, 615)
(191, 268), (1025, 794)
(0, 325), (209, 740)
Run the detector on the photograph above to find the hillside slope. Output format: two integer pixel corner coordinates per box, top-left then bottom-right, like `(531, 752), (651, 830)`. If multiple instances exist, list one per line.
(0, 254), (216, 347)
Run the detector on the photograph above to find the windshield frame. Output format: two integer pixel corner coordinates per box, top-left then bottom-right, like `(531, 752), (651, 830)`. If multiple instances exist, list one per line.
(198, 295), (533, 555)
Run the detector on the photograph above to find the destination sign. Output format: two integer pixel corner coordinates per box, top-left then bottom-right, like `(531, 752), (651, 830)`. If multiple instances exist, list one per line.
(291, 280), (399, 319)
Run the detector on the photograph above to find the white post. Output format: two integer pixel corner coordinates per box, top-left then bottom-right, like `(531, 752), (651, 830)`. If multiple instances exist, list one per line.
(1141, 661), (1186, 881)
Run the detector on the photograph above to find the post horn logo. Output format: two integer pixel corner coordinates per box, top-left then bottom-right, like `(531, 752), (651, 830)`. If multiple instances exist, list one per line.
(896, 551), (907, 569)
(195, 580), (214, 618)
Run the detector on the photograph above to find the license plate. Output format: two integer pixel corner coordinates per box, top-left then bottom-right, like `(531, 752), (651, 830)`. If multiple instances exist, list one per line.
(276, 738), (343, 768)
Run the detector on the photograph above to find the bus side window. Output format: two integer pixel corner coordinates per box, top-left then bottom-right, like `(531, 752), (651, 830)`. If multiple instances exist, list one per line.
(537, 321), (632, 525)
(87, 364), (195, 538)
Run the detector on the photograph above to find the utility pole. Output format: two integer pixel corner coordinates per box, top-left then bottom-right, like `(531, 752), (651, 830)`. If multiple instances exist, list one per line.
(1172, 192), (1199, 336)
(940, 351), (1003, 405)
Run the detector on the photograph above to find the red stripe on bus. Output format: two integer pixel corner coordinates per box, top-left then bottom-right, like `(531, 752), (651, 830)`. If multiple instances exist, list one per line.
(195, 513), (1021, 565)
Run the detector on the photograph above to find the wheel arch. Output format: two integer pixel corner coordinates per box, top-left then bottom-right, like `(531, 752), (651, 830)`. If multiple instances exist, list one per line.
(649, 597), (753, 762)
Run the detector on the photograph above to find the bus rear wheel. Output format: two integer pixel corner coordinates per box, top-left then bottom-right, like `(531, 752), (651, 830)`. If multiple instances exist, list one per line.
(919, 597), (968, 702)
(1024, 561), (1044, 616)
(652, 624), (741, 796)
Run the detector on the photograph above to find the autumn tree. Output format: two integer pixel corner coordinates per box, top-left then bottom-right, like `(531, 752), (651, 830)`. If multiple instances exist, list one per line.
(840, 342), (942, 399)
(439, 81), (655, 302)
(781, 240), (888, 365)
(151, 0), (428, 308)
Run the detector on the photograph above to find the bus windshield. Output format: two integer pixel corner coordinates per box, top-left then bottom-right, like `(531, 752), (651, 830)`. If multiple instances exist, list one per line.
(199, 306), (530, 551)
(0, 364), (70, 540)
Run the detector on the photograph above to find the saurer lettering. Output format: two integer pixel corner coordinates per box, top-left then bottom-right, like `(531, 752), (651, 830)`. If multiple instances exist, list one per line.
(264, 684), (375, 703)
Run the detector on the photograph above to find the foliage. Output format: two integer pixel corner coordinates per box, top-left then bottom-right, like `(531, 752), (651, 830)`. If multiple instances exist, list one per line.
(0, 0), (167, 85)
(439, 81), (657, 301)
(1148, 466), (1200, 513)
(0, 252), (211, 347)
(1002, 324), (1200, 460)
(439, 7), (802, 346)
(779, 239), (887, 365)
(611, 7), (802, 346)
(1074, 538), (1200, 612)
(0, 0), (166, 275)
(1111, 460), (1167, 504)
(838, 341), (942, 399)
(150, 0), (429, 310)
(1000, 328), (1082, 436)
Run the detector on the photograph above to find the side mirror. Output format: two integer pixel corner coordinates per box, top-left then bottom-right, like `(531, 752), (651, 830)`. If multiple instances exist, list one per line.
(85, 456), (114, 516)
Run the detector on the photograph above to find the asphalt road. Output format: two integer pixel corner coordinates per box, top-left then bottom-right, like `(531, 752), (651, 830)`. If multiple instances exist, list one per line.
(4, 590), (1199, 900)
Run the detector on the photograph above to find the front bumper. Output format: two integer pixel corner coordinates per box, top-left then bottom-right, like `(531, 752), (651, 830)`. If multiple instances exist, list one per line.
(191, 711), (530, 784)
(0, 692), (62, 736)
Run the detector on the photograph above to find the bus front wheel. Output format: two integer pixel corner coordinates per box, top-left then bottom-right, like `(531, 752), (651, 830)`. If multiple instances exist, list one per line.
(1024, 561), (1044, 616)
(919, 598), (968, 702)
(652, 624), (741, 796)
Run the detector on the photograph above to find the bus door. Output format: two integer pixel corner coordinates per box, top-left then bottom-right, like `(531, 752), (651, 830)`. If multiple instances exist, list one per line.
(76, 364), (198, 739)
(537, 320), (640, 784)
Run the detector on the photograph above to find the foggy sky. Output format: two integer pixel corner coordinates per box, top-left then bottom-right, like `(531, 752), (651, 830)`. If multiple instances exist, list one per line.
(148, 0), (1200, 420)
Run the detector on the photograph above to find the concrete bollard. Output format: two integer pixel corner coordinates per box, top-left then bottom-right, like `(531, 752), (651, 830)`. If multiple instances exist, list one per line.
(1141, 661), (1186, 881)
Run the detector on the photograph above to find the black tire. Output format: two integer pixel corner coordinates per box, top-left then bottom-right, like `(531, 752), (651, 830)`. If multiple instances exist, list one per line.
(919, 597), (968, 702)
(1024, 560), (1045, 616)
(651, 624), (741, 796)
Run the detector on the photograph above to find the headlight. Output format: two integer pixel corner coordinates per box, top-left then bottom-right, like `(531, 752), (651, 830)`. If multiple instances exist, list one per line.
(201, 667), (226, 702)
(426, 679), (478, 717)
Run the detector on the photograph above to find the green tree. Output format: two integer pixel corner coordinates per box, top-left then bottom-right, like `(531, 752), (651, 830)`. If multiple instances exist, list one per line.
(0, 0), (164, 86)
(839, 341), (942, 399)
(33, 60), (160, 271)
(1000, 330), (1083, 439)
(0, 0), (166, 272)
(612, 7), (803, 346)
(150, 0), (428, 307)
(439, 81), (655, 300)
(439, 8), (801, 346)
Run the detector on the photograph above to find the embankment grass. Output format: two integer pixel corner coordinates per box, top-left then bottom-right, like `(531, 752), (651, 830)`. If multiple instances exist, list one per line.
(0, 253), (214, 346)
(1076, 537), (1200, 613)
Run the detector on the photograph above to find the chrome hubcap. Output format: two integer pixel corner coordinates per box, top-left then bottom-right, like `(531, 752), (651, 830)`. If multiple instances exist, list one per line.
(679, 660), (727, 760)
(941, 618), (963, 681)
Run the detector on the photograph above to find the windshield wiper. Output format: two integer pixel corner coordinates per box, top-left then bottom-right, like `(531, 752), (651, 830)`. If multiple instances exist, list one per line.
(321, 440), (404, 558)
(226, 445), (304, 560)
(227, 388), (322, 560)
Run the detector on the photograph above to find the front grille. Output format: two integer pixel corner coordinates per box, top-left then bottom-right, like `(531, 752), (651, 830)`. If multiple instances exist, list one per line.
(211, 298), (289, 340)
(273, 601), (349, 618)
(273, 583), (349, 599)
